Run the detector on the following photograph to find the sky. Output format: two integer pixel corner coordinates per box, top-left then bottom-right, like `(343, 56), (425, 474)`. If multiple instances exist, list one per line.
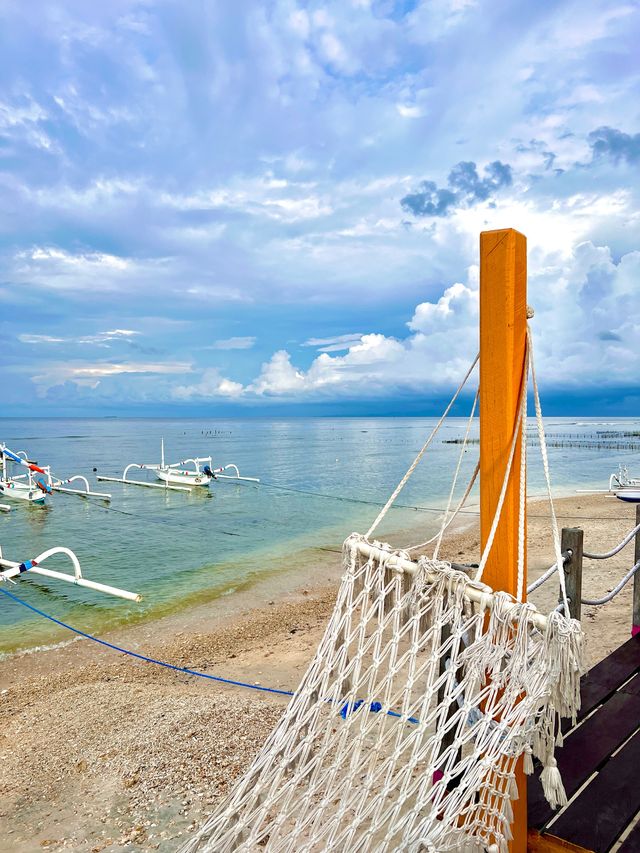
(1, 0), (639, 416)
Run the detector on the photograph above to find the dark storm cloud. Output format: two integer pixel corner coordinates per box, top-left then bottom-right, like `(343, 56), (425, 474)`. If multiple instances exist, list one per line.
(400, 160), (512, 217)
(589, 127), (640, 165)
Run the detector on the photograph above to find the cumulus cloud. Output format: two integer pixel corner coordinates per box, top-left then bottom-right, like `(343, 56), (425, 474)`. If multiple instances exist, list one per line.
(401, 161), (513, 217)
(173, 368), (244, 400)
(168, 242), (640, 403)
(588, 126), (640, 165)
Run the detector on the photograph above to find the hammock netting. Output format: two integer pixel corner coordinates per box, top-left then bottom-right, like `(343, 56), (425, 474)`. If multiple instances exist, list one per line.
(181, 533), (584, 853)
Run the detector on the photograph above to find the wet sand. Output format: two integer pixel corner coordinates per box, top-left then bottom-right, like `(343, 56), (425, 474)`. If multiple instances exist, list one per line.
(1, 493), (637, 851)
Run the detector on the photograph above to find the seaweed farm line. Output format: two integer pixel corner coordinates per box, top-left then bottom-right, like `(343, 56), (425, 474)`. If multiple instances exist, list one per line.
(1, 415), (639, 656)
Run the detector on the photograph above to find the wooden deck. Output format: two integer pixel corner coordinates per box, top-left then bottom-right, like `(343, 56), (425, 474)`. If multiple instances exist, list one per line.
(528, 634), (640, 852)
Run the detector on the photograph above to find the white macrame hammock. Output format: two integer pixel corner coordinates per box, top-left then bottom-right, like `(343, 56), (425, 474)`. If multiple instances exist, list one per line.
(181, 329), (585, 853)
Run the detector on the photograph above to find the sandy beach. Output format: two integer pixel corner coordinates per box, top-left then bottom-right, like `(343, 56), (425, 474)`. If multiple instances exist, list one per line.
(1, 492), (638, 852)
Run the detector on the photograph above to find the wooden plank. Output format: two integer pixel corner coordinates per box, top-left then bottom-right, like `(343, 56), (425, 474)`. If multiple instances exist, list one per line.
(573, 635), (640, 724)
(529, 691), (640, 829)
(618, 821), (640, 852)
(621, 673), (640, 696)
(527, 829), (593, 852)
(549, 727), (640, 852)
(479, 227), (528, 852)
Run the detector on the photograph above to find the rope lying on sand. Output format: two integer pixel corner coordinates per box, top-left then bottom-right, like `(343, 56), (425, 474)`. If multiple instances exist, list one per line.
(0, 587), (418, 725)
(0, 586), (294, 698)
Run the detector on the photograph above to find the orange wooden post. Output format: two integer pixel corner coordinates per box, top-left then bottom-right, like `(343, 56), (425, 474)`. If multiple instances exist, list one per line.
(479, 228), (528, 852)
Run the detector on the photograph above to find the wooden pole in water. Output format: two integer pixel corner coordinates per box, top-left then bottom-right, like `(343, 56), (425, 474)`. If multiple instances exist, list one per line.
(479, 228), (528, 852)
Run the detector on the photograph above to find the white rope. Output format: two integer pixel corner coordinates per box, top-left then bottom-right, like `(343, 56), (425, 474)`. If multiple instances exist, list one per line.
(433, 389), (479, 560)
(583, 522), (640, 560)
(475, 341), (528, 585)
(526, 554), (570, 594)
(527, 326), (570, 616)
(516, 351), (529, 602)
(581, 559), (640, 606)
(365, 353), (479, 539)
(405, 389), (479, 556)
(407, 461), (480, 554)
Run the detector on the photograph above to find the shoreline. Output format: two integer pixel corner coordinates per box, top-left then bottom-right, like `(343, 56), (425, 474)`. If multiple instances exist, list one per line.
(1, 492), (639, 850)
(0, 477), (611, 660)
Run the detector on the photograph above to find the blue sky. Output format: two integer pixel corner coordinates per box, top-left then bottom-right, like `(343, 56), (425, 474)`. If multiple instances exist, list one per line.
(1, 0), (639, 416)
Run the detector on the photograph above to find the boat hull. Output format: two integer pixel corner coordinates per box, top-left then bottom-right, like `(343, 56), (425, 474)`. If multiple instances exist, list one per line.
(615, 489), (640, 503)
(156, 469), (211, 488)
(0, 480), (46, 504)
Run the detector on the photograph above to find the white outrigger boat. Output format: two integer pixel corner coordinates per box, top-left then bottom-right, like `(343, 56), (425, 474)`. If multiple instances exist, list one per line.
(577, 464), (640, 503)
(609, 465), (640, 502)
(0, 444), (50, 505)
(96, 439), (259, 492)
(0, 443), (111, 506)
(609, 465), (640, 491)
(0, 543), (140, 601)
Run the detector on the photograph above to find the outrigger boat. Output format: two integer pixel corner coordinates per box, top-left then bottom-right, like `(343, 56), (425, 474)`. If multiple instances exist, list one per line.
(577, 464), (640, 503)
(0, 443), (111, 505)
(96, 439), (259, 492)
(609, 465), (640, 491)
(0, 543), (140, 601)
(0, 444), (50, 505)
(609, 465), (640, 502)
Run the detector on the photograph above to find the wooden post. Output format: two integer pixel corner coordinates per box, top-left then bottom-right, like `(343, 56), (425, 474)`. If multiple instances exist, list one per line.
(560, 528), (583, 621)
(480, 228), (528, 852)
(632, 505), (640, 637)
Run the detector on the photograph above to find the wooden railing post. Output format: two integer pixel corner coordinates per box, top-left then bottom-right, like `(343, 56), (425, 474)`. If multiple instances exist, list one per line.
(632, 505), (640, 637)
(480, 227), (528, 852)
(560, 528), (583, 621)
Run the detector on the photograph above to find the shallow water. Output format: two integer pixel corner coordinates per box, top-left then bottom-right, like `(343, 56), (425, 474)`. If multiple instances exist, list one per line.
(1, 416), (639, 655)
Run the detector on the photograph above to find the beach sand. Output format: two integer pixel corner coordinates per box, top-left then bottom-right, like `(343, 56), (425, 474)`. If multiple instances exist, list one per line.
(1, 493), (638, 852)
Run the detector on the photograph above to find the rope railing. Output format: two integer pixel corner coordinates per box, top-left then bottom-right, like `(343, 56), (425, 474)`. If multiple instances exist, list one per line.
(526, 553), (571, 594)
(583, 522), (640, 560)
(581, 560), (640, 607)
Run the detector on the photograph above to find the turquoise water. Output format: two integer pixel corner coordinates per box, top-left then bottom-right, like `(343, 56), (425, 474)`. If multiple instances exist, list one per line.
(1, 416), (639, 655)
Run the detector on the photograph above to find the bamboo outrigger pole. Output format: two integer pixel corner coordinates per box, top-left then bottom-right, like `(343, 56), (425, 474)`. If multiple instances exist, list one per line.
(0, 546), (141, 602)
(479, 228), (528, 852)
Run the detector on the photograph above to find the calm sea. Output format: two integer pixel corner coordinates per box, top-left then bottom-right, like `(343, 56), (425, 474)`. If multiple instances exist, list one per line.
(1, 417), (639, 656)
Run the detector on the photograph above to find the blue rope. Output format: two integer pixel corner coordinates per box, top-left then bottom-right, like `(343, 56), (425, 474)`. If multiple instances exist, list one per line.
(0, 586), (294, 698)
(0, 586), (419, 724)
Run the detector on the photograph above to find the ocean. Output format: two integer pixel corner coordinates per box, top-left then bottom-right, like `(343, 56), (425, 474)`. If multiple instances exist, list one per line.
(1, 416), (639, 656)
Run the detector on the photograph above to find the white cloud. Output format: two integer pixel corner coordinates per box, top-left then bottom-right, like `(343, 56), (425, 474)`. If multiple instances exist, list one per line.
(173, 368), (244, 400)
(208, 336), (256, 350)
(19, 329), (141, 346)
(303, 333), (365, 352)
(19, 334), (66, 344)
(396, 104), (425, 119)
(168, 241), (640, 403)
(32, 361), (192, 394)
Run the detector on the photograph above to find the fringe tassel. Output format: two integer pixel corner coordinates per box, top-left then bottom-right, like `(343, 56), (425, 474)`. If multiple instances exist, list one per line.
(540, 757), (568, 810)
(523, 747), (534, 776)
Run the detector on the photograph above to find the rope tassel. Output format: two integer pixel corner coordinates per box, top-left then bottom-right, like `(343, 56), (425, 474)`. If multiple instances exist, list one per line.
(540, 757), (568, 810)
